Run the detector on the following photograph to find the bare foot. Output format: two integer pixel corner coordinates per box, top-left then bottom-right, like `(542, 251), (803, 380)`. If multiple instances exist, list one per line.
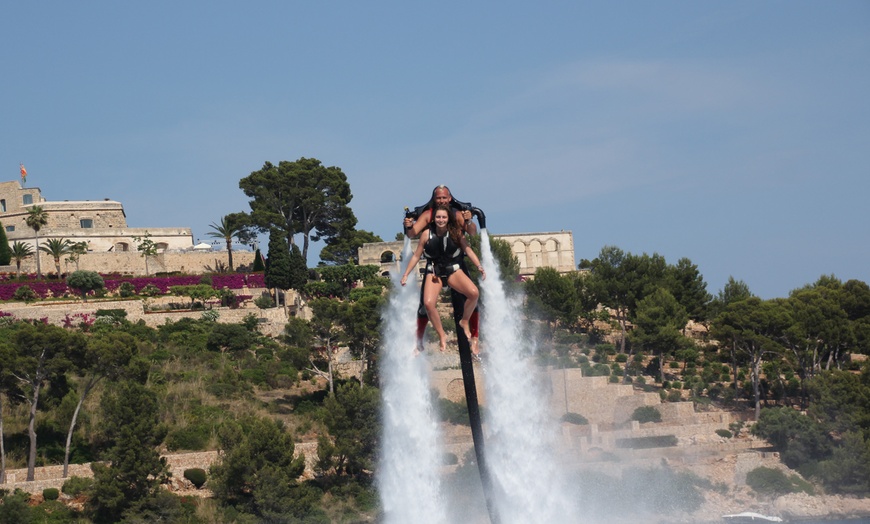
(439, 334), (447, 353)
(414, 339), (424, 356)
(458, 320), (472, 341)
(471, 337), (480, 356)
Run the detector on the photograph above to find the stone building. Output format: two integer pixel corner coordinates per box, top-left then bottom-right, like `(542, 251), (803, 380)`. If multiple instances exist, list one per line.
(358, 230), (576, 280)
(0, 180), (193, 254)
(0, 180), (237, 275)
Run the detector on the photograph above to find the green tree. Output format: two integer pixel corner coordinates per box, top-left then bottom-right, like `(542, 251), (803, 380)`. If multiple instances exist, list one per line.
(265, 228), (292, 292)
(169, 284), (218, 309)
(7, 322), (86, 481)
(630, 288), (689, 382)
(132, 232), (158, 276)
(315, 263), (380, 299)
(66, 270), (105, 302)
(0, 340), (15, 484)
(752, 407), (830, 472)
(309, 297), (346, 395)
(712, 297), (788, 419)
(62, 332), (137, 478)
(525, 266), (580, 332)
(252, 247), (265, 272)
(207, 214), (247, 271)
(88, 380), (168, 523)
(39, 237), (73, 278)
(10, 241), (34, 279)
(0, 221), (11, 266)
(709, 276), (754, 389)
(320, 228), (383, 265)
(209, 416), (309, 519)
(65, 241), (88, 271)
(582, 247), (667, 356)
(288, 242), (309, 291)
(466, 234), (521, 286)
(666, 257), (711, 323)
(239, 157), (357, 264)
(322, 382), (380, 476)
(340, 293), (384, 385)
(25, 205), (48, 279)
(206, 323), (256, 356)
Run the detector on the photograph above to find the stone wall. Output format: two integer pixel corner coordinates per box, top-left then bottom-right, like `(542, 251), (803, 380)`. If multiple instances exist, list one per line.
(1, 250), (256, 277)
(0, 290), (290, 337)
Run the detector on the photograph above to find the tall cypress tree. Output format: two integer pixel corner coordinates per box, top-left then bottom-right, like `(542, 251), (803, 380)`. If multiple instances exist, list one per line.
(264, 229), (292, 291)
(0, 222), (11, 266)
(288, 243), (308, 291)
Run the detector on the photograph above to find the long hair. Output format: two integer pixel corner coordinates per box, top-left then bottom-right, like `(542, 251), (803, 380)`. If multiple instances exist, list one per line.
(433, 204), (462, 245)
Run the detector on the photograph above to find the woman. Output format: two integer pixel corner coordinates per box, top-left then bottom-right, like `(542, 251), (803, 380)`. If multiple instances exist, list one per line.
(401, 205), (485, 352)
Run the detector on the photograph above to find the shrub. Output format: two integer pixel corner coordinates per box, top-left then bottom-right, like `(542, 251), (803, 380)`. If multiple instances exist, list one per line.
(631, 406), (662, 423)
(667, 390), (682, 402)
(67, 270), (105, 300)
(95, 309), (128, 322)
(118, 281), (137, 297)
(561, 412), (589, 425)
(62, 476), (95, 496)
(166, 426), (211, 451)
(746, 466), (798, 495)
(42, 487), (60, 501)
(716, 429), (733, 439)
(140, 283), (163, 297)
(254, 294), (274, 309)
(615, 353), (628, 363)
(13, 285), (38, 302)
(183, 468), (207, 489)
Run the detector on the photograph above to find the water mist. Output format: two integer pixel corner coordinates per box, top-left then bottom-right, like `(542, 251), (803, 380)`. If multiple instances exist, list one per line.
(479, 230), (579, 523)
(377, 237), (447, 524)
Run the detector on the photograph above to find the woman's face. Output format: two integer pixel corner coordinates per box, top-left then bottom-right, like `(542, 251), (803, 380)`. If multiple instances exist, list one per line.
(434, 209), (449, 228)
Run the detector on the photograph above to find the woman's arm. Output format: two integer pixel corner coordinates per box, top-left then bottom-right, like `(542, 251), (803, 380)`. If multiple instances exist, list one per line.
(401, 231), (429, 286)
(459, 237), (486, 280)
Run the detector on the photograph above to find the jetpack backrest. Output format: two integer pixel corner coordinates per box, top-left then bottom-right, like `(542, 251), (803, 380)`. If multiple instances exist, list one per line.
(405, 196), (486, 229)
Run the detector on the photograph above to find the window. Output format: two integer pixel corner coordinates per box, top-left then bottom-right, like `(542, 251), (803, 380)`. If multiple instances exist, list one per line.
(5, 225), (13, 232)
(80, 219), (94, 228)
(23, 194), (33, 205)
(1, 199), (5, 212)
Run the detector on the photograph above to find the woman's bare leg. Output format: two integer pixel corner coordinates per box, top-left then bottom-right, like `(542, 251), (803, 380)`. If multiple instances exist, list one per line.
(447, 272), (479, 342)
(423, 275), (447, 352)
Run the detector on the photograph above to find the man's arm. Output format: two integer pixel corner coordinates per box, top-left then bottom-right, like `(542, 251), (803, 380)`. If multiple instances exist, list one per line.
(456, 210), (477, 236)
(403, 212), (432, 239)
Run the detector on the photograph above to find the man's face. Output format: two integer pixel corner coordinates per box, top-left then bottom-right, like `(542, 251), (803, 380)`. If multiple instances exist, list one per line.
(434, 188), (451, 207)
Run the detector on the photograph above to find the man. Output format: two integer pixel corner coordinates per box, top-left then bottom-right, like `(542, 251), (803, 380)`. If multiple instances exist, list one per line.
(403, 185), (481, 359)
(403, 185), (477, 239)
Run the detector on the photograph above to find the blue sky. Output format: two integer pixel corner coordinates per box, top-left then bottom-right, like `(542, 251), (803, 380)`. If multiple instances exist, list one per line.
(2, 1), (868, 299)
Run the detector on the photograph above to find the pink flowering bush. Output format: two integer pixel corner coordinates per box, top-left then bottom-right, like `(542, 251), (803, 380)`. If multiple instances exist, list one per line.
(0, 272), (265, 302)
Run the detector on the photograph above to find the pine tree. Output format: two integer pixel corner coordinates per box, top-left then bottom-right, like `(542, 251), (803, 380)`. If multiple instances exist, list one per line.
(87, 380), (168, 522)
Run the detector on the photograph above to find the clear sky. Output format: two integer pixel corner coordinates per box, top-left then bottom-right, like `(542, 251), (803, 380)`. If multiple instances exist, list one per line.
(3, 1), (868, 299)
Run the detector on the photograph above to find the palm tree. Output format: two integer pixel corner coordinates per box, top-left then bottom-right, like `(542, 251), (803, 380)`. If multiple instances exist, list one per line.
(25, 205), (49, 279)
(207, 215), (244, 271)
(39, 238), (73, 278)
(10, 241), (34, 279)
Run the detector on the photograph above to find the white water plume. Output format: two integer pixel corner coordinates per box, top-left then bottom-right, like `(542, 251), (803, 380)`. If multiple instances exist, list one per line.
(479, 230), (579, 523)
(377, 237), (447, 524)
